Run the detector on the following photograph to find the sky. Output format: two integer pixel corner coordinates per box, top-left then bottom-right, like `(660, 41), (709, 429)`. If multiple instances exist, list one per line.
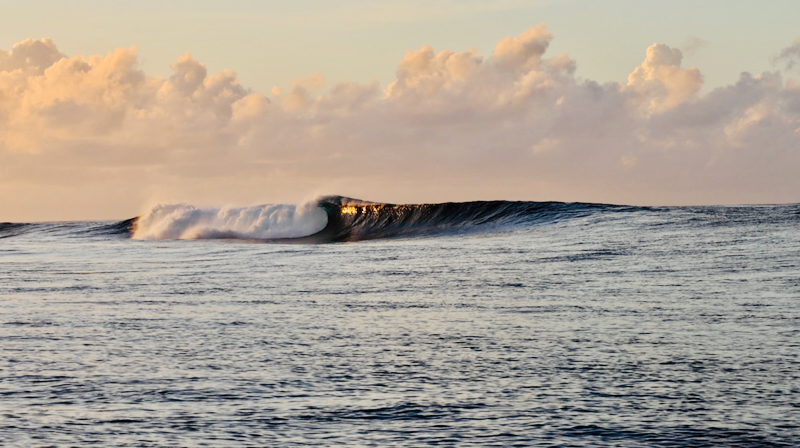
(1, 0), (800, 220)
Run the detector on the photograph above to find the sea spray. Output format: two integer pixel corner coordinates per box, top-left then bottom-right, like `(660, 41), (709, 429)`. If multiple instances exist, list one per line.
(132, 201), (328, 240)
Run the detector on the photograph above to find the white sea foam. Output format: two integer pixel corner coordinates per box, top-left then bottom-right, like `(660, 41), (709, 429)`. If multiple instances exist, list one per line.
(132, 202), (328, 240)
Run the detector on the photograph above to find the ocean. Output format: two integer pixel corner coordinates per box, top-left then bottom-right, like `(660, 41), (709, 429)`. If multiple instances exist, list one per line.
(1, 197), (798, 446)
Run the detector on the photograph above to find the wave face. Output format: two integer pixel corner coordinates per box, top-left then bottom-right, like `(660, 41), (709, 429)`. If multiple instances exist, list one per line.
(131, 203), (328, 240)
(308, 196), (622, 242)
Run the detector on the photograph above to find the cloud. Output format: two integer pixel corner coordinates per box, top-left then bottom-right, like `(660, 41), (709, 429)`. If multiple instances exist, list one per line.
(775, 38), (800, 71)
(681, 36), (707, 56)
(1, 27), (799, 220)
(0, 38), (64, 74)
(625, 43), (702, 113)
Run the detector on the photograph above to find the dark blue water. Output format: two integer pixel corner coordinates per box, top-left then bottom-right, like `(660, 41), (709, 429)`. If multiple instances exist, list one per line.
(1, 202), (798, 446)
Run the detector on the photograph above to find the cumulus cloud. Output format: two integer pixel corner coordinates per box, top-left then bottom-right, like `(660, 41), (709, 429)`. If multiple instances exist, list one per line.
(1, 26), (799, 220)
(0, 38), (64, 74)
(625, 44), (702, 113)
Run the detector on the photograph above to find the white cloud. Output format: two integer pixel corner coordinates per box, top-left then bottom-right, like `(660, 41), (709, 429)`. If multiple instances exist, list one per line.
(1, 26), (799, 220)
(625, 44), (702, 113)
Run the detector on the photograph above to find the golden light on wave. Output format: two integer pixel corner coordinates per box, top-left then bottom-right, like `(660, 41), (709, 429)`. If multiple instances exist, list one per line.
(341, 204), (405, 216)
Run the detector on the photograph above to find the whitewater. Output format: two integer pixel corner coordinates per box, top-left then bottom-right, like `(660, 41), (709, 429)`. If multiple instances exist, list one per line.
(1, 197), (798, 446)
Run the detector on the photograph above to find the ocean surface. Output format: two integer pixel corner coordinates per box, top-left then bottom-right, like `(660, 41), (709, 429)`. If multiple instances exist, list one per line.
(1, 198), (798, 447)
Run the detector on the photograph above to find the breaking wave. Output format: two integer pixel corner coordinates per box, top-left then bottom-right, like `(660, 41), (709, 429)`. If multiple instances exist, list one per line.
(129, 196), (628, 242)
(2, 196), (636, 243)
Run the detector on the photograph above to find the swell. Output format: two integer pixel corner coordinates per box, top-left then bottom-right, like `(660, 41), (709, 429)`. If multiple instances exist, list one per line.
(0, 222), (32, 239)
(90, 217), (138, 236)
(0, 219), (137, 240)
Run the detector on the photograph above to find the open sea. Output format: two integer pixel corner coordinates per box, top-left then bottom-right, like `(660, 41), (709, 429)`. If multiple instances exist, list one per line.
(1, 198), (798, 447)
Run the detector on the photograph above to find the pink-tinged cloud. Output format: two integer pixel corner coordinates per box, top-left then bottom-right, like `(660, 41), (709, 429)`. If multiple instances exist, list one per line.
(1, 25), (799, 220)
